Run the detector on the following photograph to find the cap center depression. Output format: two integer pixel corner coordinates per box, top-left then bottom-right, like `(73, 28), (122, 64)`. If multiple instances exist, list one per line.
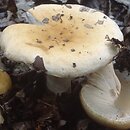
(25, 12), (95, 53)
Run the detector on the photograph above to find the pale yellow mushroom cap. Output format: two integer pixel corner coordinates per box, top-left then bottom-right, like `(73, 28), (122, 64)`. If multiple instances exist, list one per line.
(0, 4), (123, 78)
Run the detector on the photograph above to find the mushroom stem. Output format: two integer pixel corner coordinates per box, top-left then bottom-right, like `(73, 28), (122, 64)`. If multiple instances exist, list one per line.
(84, 63), (121, 97)
(47, 75), (72, 94)
(0, 110), (4, 124)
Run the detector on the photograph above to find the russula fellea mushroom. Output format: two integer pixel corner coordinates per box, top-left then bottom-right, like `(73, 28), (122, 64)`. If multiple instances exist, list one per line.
(0, 70), (12, 124)
(0, 4), (123, 93)
(80, 63), (130, 129)
(0, 70), (12, 95)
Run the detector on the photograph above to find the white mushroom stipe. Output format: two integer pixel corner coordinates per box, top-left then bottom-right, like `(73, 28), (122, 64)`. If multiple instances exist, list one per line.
(47, 75), (71, 94)
(80, 64), (130, 129)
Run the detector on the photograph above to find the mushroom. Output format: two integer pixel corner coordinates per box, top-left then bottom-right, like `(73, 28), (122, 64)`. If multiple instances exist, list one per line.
(0, 70), (12, 95)
(0, 4), (123, 94)
(0, 70), (12, 124)
(80, 63), (130, 129)
(0, 32), (12, 94)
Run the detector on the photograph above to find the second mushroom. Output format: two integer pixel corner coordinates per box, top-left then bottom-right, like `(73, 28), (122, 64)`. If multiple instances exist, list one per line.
(80, 62), (130, 129)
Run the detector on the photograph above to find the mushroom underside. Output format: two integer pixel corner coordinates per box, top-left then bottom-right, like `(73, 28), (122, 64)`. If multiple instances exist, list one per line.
(80, 63), (130, 129)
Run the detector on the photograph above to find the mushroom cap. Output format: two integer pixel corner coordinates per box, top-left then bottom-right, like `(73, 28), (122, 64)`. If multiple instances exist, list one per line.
(0, 4), (123, 78)
(80, 64), (130, 129)
(0, 70), (12, 95)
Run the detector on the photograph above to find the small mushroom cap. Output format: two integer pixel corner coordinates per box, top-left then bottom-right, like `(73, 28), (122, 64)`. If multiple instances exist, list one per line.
(0, 70), (12, 94)
(80, 64), (130, 129)
(0, 4), (123, 77)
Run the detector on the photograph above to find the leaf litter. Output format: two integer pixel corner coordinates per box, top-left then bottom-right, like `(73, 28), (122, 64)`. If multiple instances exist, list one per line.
(1, 0), (130, 130)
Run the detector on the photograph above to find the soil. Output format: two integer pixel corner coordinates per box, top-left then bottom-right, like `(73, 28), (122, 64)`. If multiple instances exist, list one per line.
(0, 0), (130, 130)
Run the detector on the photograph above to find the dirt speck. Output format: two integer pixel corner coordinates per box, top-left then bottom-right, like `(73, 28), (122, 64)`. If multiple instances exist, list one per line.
(79, 7), (90, 12)
(36, 39), (42, 43)
(72, 63), (76, 68)
(95, 20), (104, 25)
(71, 49), (76, 52)
(69, 15), (73, 20)
(49, 45), (54, 49)
(52, 13), (64, 23)
(65, 4), (72, 9)
(42, 18), (49, 24)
